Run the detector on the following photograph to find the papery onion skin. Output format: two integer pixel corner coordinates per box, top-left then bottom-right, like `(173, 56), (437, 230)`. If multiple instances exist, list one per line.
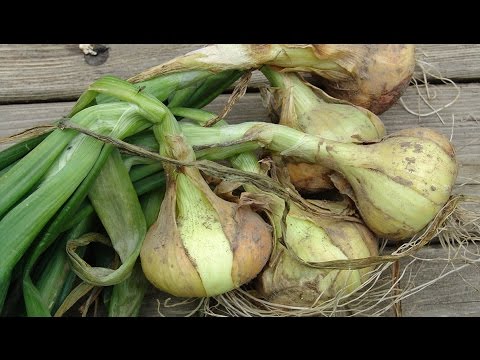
(257, 207), (378, 307)
(313, 44), (416, 114)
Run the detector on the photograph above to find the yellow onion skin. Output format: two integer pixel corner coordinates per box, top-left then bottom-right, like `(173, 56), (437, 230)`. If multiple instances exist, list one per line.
(256, 206), (378, 307)
(332, 128), (458, 241)
(140, 165), (273, 298)
(314, 44), (416, 114)
(286, 162), (335, 193)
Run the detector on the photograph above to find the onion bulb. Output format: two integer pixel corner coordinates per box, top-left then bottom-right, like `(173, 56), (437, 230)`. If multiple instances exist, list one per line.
(129, 44), (415, 115)
(228, 153), (378, 306)
(181, 123), (458, 241)
(257, 205), (378, 306)
(314, 45), (415, 114)
(261, 65), (385, 193)
(140, 122), (273, 297)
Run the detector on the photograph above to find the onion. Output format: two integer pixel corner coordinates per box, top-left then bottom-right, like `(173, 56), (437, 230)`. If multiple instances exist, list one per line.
(228, 153), (378, 306)
(257, 205), (378, 306)
(314, 45), (415, 114)
(261, 65), (385, 193)
(129, 44), (415, 115)
(140, 114), (272, 297)
(181, 123), (458, 241)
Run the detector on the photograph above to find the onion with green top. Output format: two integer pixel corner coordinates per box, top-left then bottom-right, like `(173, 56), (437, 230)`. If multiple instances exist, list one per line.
(140, 108), (273, 298)
(130, 44), (415, 114)
(181, 122), (458, 241)
(261, 65), (386, 193)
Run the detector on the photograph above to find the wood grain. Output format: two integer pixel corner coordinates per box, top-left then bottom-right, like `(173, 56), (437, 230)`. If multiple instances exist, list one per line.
(417, 44), (480, 81)
(398, 246), (480, 317)
(0, 44), (479, 104)
(0, 44), (204, 104)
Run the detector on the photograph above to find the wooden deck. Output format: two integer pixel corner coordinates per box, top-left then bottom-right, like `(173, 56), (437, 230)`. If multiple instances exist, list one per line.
(1, 44), (479, 317)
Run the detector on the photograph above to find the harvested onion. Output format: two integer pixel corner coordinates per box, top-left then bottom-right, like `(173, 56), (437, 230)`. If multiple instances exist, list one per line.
(140, 113), (272, 297)
(314, 45), (415, 114)
(261, 65), (385, 193)
(130, 44), (415, 115)
(229, 152), (378, 306)
(181, 122), (458, 241)
(257, 205), (378, 306)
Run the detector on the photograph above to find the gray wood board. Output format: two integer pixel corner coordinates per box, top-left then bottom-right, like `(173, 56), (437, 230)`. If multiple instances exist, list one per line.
(0, 44), (478, 103)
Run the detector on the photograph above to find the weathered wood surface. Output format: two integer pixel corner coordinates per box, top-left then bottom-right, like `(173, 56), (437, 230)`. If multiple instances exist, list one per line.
(398, 246), (480, 317)
(0, 44), (479, 317)
(1, 44), (480, 104)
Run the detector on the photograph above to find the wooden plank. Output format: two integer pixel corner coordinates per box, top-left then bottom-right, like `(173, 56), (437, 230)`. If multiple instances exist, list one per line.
(0, 44), (479, 104)
(0, 101), (71, 137)
(417, 44), (480, 81)
(0, 44), (204, 104)
(1, 83), (480, 186)
(398, 246), (480, 317)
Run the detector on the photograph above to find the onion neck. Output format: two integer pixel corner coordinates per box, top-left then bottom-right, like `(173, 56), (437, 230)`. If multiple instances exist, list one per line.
(261, 65), (323, 118)
(264, 45), (344, 72)
(180, 121), (364, 171)
(129, 44), (347, 83)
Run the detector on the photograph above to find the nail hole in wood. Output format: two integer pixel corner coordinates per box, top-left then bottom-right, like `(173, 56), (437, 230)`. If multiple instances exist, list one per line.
(84, 44), (110, 66)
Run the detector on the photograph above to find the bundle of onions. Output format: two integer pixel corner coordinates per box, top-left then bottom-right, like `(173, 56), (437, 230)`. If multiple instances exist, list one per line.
(261, 65), (385, 193)
(174, 108), (379, 306)
(181, 122), (458, 241)
(140, 110), (273, 297)
(129, 44), (415, 114)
